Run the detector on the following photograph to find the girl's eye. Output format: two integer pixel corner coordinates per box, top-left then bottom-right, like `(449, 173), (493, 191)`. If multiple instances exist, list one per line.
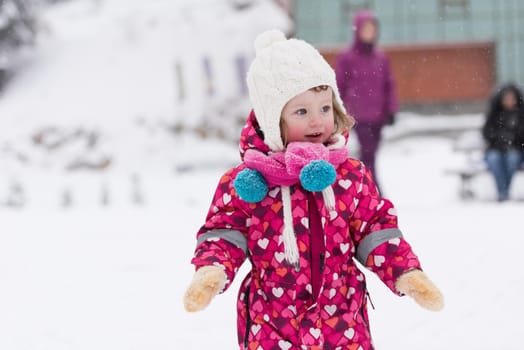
(296, 108), (307, 116)
(321, 105), (331, 113)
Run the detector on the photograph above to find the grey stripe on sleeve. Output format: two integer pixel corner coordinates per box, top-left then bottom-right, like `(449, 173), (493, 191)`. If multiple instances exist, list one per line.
(356, 228), (403, 265)
(197, 229), (247, 254)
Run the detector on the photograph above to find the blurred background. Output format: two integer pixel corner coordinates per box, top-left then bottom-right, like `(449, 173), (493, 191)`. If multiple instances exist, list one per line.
(0, 1), (523, 349)
(297, 0), (518, 113)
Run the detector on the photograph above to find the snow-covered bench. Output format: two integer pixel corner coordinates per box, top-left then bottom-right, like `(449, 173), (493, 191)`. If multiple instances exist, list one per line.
(445, 130), (524, 199)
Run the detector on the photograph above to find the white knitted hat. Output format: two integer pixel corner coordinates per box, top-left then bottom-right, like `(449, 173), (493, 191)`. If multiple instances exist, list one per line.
(246, 29), (347, 152)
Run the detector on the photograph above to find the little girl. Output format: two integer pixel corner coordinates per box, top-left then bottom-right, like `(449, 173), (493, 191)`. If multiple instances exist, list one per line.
(184, 30), (443, 349)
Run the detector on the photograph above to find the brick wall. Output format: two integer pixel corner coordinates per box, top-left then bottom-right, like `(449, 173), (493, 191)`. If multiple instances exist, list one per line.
(320, 41), (496, 105)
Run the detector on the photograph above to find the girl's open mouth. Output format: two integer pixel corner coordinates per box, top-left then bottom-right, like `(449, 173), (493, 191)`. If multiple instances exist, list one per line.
(306, 132), (322, 138)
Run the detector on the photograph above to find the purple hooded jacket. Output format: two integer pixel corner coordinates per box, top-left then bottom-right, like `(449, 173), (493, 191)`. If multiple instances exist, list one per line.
(335, 10), (398, 124)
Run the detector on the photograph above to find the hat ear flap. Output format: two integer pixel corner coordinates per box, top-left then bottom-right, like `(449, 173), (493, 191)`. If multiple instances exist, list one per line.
(234, 168), (268, 203)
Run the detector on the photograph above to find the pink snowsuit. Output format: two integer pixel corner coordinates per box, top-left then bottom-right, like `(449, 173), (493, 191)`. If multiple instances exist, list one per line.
(191, 111), (421, 349)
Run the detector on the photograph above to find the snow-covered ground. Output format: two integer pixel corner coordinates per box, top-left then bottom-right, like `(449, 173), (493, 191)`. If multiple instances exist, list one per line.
(2, 132), (524, 349)
(1, 1), (523, 349)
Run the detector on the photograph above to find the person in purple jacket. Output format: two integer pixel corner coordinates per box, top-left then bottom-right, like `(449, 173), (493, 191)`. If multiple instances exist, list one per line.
(335, 9), (398, 190)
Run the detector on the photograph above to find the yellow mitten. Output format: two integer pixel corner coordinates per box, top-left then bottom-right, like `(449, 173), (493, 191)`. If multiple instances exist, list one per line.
(395, 269), (444, 311)
(184, 265), (227, 312)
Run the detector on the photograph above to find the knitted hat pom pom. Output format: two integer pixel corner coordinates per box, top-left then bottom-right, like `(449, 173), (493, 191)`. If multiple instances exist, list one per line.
(233, 168), (268, 203)
(254, 29), (286, 54)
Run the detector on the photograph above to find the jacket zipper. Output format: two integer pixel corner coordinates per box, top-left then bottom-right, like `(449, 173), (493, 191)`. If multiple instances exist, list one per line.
(308, 192), (325, 301)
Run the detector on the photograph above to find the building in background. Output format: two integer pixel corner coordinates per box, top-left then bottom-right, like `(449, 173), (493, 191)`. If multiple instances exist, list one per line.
(294, 0), (523, 112)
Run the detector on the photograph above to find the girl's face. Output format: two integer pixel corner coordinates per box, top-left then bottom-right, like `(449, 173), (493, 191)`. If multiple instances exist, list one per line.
(501, 90), (518, 111)
(359, 20), (377, 44)
(281, 87), (335, 145)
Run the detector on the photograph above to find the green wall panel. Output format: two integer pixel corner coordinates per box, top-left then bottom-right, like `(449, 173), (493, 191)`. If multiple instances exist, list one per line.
(295, 0), (524, 85)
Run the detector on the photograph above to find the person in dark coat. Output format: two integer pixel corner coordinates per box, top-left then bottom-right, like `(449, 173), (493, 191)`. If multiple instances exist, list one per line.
(482, 83), (524, 201)
(335, 9), (398, 191)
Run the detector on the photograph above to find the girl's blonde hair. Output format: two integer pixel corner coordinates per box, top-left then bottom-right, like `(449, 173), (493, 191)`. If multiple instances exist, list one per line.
(280, 85), (355, 146)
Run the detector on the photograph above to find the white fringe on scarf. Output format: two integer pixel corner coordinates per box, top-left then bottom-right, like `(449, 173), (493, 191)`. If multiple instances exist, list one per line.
(281, 185), (300, 265)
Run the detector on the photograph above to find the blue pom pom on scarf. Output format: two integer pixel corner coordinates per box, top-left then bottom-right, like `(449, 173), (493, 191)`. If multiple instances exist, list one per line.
(299, 160), (336, 192)
(233, 168), (268, 203)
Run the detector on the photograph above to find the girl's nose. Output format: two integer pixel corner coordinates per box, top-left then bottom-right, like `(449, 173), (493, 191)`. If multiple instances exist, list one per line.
(309, 113), (322, 126)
